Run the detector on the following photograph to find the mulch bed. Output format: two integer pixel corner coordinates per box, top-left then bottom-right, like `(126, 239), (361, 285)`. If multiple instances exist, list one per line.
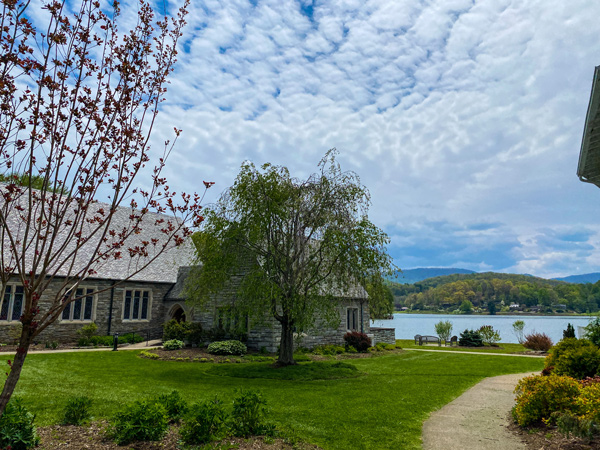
(508, 421), (600, 449)
(37, 422), (322, 449)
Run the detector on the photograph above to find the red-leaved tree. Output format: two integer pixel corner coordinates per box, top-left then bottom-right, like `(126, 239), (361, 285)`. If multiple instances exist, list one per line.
(0, 0), (203, 414)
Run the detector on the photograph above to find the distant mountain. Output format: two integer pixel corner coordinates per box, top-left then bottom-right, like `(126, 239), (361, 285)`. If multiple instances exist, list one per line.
(390, 268), (476, 284)
(553, 273), (600, 284)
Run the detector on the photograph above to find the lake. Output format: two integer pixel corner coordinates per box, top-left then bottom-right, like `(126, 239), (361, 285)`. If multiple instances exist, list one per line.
(371, 314), (595, 344)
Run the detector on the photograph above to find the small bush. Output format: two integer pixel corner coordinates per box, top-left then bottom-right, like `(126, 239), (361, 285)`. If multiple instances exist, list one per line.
(478, 325), (501, 346)
(207, 340), (247, 356)
(154, 390), (188, 424)
(76, 323), (98, 346)
(139, 350), (159, 359)
(458, 329), (483, 347)
(163, 319), (191, 342)
(179, 398), (228, 445)
(523, 332), (553, 352)
(343, 331), (371, 352)
(188, 322), (204, 346)
(513, 375), (580, 426)
(554, 345), (600, 379)
(546, 338), (589, 368)
(62, 395), (93, 426)
(553, 411), (598, 440)
(0, 398), (40, 450)
(230, 389), (275, 438)
(107, 399), (169, 445)
(163, 339), (185, 350)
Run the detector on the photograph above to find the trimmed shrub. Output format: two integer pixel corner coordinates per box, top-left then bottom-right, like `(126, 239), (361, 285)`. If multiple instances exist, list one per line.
(513, 374), (580, 426)
(179, 398), (228, 445)
(523, 332), (553, 352)
(154, 390), (188, 424)
(89, 333), (143, 347)
(76, 323), (98, 346)
(163, 319), (191, 342)
(0, 398), (40, 450)
(62, 395), (93, 425)
(478, 325), (501, 346)
(577, 382), (600, 423)
(458, 329), (483, 347)
(343, 331), (372, 352)
(107, 399), (169, 445)
(230, 389), (275, 438)
(163, 339), (185, 350)
(546, 338), (590, 368)
(188, 322), (204, 346)
(554, 345), (600, 379)
(207, 340), (247, 356)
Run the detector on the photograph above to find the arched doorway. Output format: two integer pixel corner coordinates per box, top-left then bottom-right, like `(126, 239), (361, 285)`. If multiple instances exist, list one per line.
(170, 305), (186, 323)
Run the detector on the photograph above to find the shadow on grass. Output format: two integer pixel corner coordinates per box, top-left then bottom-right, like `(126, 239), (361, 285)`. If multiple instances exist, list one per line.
(207, 361), (365, 381)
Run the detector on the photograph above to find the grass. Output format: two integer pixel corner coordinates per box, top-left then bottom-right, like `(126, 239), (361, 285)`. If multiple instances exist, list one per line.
(208, 360), (362, 380)
(398, 339), (535, 354)
(6, 349), (543, 450)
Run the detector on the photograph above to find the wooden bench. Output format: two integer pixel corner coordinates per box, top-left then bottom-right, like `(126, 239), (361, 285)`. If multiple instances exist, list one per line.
(415, 335), (441, 346)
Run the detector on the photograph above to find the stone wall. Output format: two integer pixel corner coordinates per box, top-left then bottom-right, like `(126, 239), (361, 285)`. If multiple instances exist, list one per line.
(0, 278), (172, 344)
(370, 327), (396, 345)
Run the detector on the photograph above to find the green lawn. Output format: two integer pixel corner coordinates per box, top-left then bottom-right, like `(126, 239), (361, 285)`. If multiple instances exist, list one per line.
(398, 339), (535, 354)
(8, 350), (543, 450)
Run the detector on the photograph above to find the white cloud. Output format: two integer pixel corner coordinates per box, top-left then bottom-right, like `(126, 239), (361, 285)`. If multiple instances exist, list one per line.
(133, 0), (600, 278)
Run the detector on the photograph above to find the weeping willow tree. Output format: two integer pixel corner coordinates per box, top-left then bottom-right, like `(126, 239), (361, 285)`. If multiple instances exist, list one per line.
(186, 150), (395, 365)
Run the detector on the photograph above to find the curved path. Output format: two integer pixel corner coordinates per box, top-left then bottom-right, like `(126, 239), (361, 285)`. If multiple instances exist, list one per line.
(422, 372), (537, 450)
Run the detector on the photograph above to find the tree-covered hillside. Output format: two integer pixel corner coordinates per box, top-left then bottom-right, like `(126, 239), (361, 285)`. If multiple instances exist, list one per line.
(389, 272), (600, 314)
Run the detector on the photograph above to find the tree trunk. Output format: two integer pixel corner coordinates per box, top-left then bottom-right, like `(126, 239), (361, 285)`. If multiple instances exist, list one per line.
(0, 321), (33, 416)
(277, 320), (296, 366)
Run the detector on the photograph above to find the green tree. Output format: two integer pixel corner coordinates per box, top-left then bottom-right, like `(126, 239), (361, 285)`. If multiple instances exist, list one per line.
(185, 150), (395, 365)
(434, 320), (453, 343)
(459, 300), (473, 314)
(513, 320), (525, 344)
(487, 301), (496, 315)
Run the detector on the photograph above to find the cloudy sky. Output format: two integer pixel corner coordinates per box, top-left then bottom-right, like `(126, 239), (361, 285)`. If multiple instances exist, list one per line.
(139, 0), (600, 279)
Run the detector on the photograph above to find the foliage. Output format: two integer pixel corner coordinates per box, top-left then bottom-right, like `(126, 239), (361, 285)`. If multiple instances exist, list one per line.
(459, 300), (473, 313)
(576, 382), (600, 423)
(523, 333), (553, 352)
(365, 277), (395, 320)
(554, 345), (600, 379)
(87, 333), (143, 347)
(107, 400), (169, 445)
(513, 320), (526, 345)
(513, 375), (581, 426)
(207, 340), (247, 356)
(76, 323), (98, 346)
(478, 325), (501, 346)
(312, 345), (345, 356)
(434, 320), (453, 342)
(584, 316), (600, 347)
(230, 389), (275, 438)
(0, 398), (40, 450)
(154, 390), (188, 424)
(179, 398), (228, 445)
(139, 350), (159, 360)
(163, 340), (185, 351)
(458, 329), (483, 347)
(0, 0), (203, 416)
(546, 338), (592, 369)
(185, 150), (395, 365)
(62, 396), (93, 426)
(343, 331), (372, 352)
(564, 323), (576, 339)
(163, 320), (192, 342)
(487, 300), (496, 315)
(188, 323), (205, 346)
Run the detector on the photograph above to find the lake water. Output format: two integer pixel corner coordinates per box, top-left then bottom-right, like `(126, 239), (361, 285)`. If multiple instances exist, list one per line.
(370, 314), (595, 344)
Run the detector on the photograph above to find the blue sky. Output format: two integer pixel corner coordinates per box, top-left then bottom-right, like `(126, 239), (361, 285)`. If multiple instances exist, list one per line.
(135, 0), (600, 278)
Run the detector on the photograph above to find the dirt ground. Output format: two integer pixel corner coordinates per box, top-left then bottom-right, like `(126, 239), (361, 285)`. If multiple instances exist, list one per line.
(37, 422), (322, 450)
(507, 421), (599, 450)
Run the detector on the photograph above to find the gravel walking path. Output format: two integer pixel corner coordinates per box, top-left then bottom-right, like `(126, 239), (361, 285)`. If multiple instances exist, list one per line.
(422, 372), (537, 450)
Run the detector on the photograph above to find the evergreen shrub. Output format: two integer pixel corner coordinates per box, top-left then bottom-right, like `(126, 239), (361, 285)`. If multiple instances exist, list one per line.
(458, 329), (483, 347)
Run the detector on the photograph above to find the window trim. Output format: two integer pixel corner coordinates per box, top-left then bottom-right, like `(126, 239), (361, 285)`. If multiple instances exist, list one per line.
(60, 286), (97, 323)
(0, 284), (25, 324)
(122, 289), (152, 322)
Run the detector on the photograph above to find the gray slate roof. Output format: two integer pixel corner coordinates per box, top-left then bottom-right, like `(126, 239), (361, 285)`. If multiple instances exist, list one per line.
(578, 65), (600, 187)
(1, 189), (195, 284)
